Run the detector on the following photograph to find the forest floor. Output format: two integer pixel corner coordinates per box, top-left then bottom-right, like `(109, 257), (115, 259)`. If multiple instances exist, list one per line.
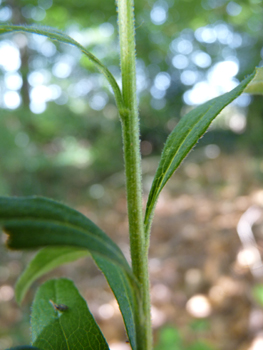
(1, 151), (263, 350)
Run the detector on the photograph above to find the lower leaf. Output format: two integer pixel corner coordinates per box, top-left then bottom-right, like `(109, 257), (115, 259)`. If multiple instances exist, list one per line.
(6, 347), (41, 350)
(94, 255), (138, 350)
(31, 278), (109, 350)
(15, 247), (88, 305)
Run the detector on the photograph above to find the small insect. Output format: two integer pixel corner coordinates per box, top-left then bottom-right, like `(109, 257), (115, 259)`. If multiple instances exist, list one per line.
(49, 299), (68, 312)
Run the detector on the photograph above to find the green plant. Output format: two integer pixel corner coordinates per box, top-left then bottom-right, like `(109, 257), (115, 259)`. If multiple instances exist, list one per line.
(0, 0), (262, 349)
(253, 284), (263, 306)
(154, 325), (215, 350)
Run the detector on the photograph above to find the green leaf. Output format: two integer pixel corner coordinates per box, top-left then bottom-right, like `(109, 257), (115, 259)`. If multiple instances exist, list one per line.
(0, 24), (124, 114)
(6, 347), (41, 350)
(0, 196), (131, 274)
(0, 196), (139, 349)
(31, 278), (109, 349)
(93, 255), (138, 350)
(144, 72), (256, 241)
(245, 67), (263, 95)
(15, 247), (88, 305)
(15, 249), (139, 349)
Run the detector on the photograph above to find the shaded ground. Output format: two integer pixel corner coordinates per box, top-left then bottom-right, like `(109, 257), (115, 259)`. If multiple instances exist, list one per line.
(1, 151), (263, 350)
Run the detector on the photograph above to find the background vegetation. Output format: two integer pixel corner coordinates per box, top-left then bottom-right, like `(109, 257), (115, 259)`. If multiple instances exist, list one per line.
(0, 0), (263, 349)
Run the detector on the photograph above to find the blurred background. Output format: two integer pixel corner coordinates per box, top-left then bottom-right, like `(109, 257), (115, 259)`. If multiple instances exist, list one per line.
(0, 0), (263, 349)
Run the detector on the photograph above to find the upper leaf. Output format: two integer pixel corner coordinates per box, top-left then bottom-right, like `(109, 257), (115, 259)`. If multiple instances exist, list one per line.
(15, 247), (88, 305)
(144, 72), (256, 241)
(31, 278), (109, 349)
(0, 24), (124, 113)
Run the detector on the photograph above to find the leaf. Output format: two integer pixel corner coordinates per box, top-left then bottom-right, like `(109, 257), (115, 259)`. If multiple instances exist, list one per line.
(15, 247), (88, 305)
(245, 67), (263, 95)
(6, 347), (41, 350)
(0, 196), (131, 274)
(144, 72), (256, 240)
(0, 24), (124, 113)
(93, 255), (138, 350)
(31, 278), (109, 349)
(15, 250), (139, 349)
(0, 196), (139, 349)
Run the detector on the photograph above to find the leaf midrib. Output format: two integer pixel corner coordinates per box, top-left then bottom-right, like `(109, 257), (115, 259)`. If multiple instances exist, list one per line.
(55, 283), (70, 350)
(2, 217), (128, 268)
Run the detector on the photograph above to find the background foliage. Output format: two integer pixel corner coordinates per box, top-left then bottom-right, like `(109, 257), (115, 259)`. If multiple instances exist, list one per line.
(0, 0), (262, 201)
(0, 0), (263, 349)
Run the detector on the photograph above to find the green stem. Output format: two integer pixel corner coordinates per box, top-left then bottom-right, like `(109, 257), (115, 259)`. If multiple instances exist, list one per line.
(116, 0), (152, 349)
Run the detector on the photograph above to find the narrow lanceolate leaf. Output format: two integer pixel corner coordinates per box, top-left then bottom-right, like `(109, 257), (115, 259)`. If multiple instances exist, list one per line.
(15, 247), (88, 305)
(144, 72), (256, 241)
(31, 278), (109, 349)
(0, 24), (124, 113)
(93, 255), (138, 350)
(0, 196), (139, 349)
(0, 196), (131, 274)
(244, 67), (263, 95)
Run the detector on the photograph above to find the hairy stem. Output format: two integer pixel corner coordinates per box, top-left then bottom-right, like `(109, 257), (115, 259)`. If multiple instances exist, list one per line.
(116, 0), (152, 349)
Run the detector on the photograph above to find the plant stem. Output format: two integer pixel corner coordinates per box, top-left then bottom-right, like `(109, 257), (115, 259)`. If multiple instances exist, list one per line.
(116, 0), (152, 349)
